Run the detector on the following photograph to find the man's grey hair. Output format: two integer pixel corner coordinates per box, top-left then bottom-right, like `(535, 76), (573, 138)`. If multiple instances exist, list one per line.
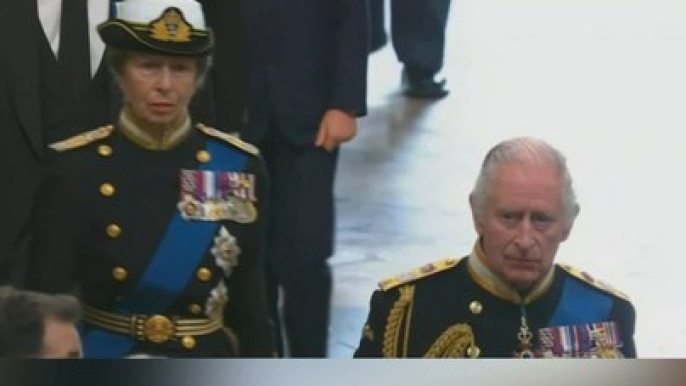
(471, 137), (578, 223)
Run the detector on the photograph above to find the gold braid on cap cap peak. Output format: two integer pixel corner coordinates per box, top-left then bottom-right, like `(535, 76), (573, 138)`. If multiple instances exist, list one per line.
(121, 7), (209, 44)
(98, 5), (213, 56)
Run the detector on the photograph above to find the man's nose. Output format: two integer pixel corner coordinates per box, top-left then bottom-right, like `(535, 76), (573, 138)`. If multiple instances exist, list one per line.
(514, 220), (535, 250)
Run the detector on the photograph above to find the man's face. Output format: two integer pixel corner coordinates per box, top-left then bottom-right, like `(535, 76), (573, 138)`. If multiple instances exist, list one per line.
(470, 162), (576, 291)
(41, 317), (82, 358)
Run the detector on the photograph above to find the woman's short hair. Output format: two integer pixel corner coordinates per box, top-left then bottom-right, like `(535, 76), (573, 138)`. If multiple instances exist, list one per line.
(106, 48), (212, 88)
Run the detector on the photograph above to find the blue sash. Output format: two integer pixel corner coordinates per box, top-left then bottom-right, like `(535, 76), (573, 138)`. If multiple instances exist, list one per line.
(82, 139), (248, 358)
(547, 277), (613, 327)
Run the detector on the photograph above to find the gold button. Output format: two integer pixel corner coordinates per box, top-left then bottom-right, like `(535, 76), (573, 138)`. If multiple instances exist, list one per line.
(467, 345), (481, 358)
(196, 267), (212, 282)
(112, 267), (128, 281)
(188, 303), (203, 315)
(196, 150), (211, 163)
(144, 315), (175, 344)
(107, 224), (122, 238)
(181, 336), (196, 350)
(469, 301), (483, 315)
(100, 183), (115, 197)
(98, 144), (113, 157)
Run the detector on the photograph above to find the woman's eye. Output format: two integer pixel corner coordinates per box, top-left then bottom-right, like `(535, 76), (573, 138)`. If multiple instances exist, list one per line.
(172, 64), (192, 73)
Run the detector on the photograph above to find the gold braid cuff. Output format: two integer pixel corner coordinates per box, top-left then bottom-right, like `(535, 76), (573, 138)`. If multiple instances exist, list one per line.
(382, 285), (415, 357)
(424, 323), (477, 358)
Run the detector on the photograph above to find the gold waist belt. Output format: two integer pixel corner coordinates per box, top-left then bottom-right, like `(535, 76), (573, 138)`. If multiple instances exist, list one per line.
(82, 304), (223, 344)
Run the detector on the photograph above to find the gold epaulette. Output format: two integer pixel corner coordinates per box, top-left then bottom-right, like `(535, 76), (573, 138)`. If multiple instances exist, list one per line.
(379, 257), (462, 291)
(49, 125), (114, 152)
(559, 263), (630, 301)
(196, 124), (259, 156)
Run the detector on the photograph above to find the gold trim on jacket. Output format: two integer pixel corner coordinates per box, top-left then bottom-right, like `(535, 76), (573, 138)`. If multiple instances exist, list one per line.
(467, 240), (554, 304)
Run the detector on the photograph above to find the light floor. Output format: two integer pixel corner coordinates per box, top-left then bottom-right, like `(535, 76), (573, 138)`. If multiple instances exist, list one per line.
(328, 0), (686, 358)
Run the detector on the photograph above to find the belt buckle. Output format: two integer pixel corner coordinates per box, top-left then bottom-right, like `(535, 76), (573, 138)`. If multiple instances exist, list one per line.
(143, 315), (175, 343)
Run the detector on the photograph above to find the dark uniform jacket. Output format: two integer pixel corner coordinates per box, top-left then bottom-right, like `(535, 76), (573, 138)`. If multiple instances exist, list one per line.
(26, 117), (274, 358)
(355, 243), (637, 358)
(0, 0), (245, 285)
(0, 0), (121, 284)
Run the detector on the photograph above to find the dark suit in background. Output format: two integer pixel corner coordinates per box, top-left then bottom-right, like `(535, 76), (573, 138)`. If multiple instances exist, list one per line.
(0, 0), (119, 285)
(240, 0), (368, 357)
(198, 0), (248, 132)
(369, 0), (452, 98)
(0, 54), (42, 285)
(392, 0), (452, 81)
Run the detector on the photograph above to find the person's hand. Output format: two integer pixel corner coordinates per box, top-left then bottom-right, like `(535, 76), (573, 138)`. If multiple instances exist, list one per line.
(315, 109), (357, 152)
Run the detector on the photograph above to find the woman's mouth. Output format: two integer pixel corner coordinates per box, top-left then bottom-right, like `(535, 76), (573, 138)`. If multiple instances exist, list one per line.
(149, 102), (175, 114)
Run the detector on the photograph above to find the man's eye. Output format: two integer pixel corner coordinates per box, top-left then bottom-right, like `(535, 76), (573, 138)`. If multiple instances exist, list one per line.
(532, 214), (553, 223)
(531, 214), (555, 230)
(499, 212), (520, 224)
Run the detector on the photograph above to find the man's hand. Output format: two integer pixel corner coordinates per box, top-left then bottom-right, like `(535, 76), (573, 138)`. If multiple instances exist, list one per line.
(315, 109), (357, 152)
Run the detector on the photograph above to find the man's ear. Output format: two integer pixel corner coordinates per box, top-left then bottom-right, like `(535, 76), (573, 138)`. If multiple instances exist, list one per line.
(561, 204), (580, 241)
(469, 193), (484, 235)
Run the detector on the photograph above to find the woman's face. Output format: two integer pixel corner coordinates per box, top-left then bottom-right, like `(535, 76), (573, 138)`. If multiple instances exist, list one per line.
(116, 52), (198, 130)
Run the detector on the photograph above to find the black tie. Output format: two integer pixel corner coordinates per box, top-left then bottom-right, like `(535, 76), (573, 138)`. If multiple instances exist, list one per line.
(59, 0), (92, 91)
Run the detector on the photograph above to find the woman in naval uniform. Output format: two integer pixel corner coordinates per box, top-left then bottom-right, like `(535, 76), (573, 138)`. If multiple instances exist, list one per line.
(25, 0), (274, 358)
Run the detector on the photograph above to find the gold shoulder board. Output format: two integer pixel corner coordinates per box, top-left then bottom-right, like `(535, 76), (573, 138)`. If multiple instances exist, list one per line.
(559, 263), (630, 301)
(379, 257), (462, 292)
(196, 124), (259, 156)
(49, 125), (114, 152)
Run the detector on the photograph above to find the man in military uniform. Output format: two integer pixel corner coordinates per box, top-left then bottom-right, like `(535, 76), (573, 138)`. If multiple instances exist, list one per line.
(354, 137), (636, 358)
(25, 0), (274, 358)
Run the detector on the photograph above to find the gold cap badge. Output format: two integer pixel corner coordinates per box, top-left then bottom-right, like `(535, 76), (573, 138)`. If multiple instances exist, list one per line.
(151, 8), (192, 42)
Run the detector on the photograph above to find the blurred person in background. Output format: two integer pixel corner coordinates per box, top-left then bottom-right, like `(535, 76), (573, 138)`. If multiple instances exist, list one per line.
(240, 0), (368, 357)
(367, 0), (452, 99)
(0, 286), (82, 358)
(0, 0), (119, 285)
